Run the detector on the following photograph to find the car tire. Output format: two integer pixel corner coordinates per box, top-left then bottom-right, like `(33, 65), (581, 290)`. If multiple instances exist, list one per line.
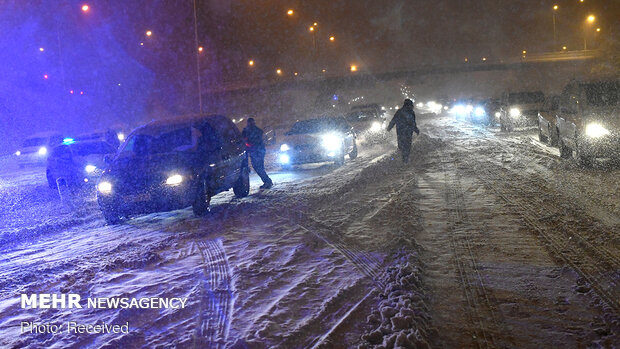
(102, 210), (121, 225)
(46, 170), (57, 189)
(349, 142), (358, 159)
(192, 177), (211, 216)
(233, 165), (250, 198)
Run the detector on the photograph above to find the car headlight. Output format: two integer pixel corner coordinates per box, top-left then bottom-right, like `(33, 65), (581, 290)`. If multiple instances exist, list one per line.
(474, 107), (485, 117)
(165, 174), (183, 185)
(495, 112), (501, 118)
(370, 121), (382, 132)
(510, 108), (521, 117)
(85, 165), (96, 173)
(117, 133), (125, 141)
(98, 181), (112, 194)
(280, 144), (290, 151)
(15, 150), (21, 156)
(279, 154), (290, 164)
(452, 105), (465, 114)
(585, 123), (610, 138)
(38, 147), (47, 156)
(322, 133), (342, 151)
(465, 105), (473, 113)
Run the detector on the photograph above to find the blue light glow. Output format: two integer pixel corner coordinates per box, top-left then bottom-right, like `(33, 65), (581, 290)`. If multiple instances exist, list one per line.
(63, 138), (75, 145)
(279, 154), (290, 164)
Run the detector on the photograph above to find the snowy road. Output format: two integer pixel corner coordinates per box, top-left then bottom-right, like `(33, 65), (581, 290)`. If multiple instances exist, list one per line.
(1, 115), (618, 348)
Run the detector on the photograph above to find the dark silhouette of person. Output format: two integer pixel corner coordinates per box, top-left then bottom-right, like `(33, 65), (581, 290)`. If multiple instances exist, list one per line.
(242, 118), (273, 189)
(387, 99), (420, 163)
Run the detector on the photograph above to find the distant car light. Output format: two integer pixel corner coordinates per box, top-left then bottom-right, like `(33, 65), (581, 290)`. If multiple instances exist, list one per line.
(585, 123), (610, 138)
(98, 181), (112, 194)
(280, 144), (290, 151)
(85, 165), (96, 173)
(15, 150), (21, 156)
(117, 133), (125, 141)
(279, 154), (290, 164)
(38, 147), (47, 156)
(165, 174), (183, 186)
(370, 121), (382, 132)
(322, 133), (342, 151)
(465, 105), (473, 112)
(510, 108), (521, 117)
(495, 112), (501, 118)
(452, 105), (466, 114)
(474, 107), (485, 117)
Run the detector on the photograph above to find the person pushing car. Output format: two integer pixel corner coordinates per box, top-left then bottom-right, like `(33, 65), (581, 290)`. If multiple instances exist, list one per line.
(242, 118), (273, 189)
(387, 98), (420, 163)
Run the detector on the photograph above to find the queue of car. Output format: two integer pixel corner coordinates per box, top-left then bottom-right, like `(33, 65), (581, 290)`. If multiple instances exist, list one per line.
(450, 78), (619, 166)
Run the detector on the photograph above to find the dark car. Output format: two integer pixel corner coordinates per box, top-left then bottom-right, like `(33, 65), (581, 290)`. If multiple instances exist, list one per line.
(537, 95), (560, 145)
(556, 79), (620, 165)
(277, 117), (357, 168)
(499, 91), (545, 131)
(46, 140), (117, 189)
(97, 114), (249, 224)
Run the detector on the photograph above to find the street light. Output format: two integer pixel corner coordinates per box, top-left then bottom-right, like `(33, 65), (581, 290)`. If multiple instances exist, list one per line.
(596, 27), (601, 32)
(248, 60), (255, 67)
(198, 46), (204, 52)
(146, 30), (153, 37)
(287, 9), (294, 16)
(39, 47), (44, 52)
(350, 65), (358, 72)
(329, 36), (335, 42)
(552, 5), (558, 49)
(81, 4), (89, 12)
(276, 68), (282, 75)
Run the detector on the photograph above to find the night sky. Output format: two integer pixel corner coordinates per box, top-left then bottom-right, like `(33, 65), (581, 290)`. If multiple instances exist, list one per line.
(0, 0), (617, 152)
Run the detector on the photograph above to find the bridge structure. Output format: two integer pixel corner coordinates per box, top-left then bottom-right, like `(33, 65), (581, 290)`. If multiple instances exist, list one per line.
(202, 51), (602, 125)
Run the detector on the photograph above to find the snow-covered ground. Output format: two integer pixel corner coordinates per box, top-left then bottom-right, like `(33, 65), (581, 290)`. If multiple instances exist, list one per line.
(0, 114), (618, 348)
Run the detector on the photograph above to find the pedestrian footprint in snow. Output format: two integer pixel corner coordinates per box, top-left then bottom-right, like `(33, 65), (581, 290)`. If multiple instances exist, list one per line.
(387, 99), (420, 163)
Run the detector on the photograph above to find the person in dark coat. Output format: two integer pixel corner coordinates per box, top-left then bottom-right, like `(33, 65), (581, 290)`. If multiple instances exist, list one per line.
(387, 99), (420, 163)
(242, 118), (273, 189)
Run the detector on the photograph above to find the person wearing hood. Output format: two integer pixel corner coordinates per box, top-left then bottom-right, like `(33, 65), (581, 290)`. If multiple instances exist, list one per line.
(387, 99), (420, 163)
(242, 118), (273, 189)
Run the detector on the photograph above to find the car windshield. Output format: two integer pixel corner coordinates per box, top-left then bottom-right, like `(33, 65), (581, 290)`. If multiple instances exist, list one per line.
(508, 92), (544, 104)
(22, 137), (47, 147)
(71, 142), (115, 156)
(583, 82), (619, 107)
(287, 118), (348, 134)
(346, 111), (376, 121)
(120, 127), (192, 156)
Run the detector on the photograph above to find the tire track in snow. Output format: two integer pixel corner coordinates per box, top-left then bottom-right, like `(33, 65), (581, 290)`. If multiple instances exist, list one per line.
(194, 239), (234, 348)
(439, 145), (514, 349)
(459, 138), (620, 315)
(279, 212), (386, 289)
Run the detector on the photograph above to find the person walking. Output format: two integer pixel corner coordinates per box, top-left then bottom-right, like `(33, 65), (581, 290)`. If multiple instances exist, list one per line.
(387, 99), (420, 163)
(242, 118), (273, 189)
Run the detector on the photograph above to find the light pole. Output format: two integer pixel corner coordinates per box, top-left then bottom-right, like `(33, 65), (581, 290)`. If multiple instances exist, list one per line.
(584, 15), (595, 51)
(192, 0), (203, 113)
(552, 5), (558, 50)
